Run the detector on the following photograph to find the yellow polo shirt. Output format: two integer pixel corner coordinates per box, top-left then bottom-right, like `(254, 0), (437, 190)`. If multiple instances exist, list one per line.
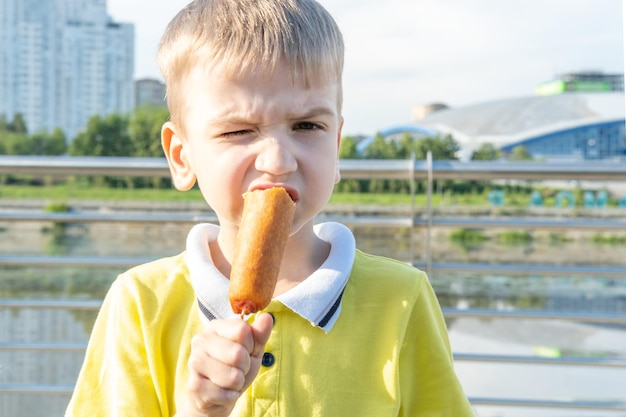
(66, 232), (473, 416)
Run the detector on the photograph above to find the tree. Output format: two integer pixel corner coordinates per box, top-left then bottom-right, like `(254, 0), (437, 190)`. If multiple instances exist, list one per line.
(395, 133), (417, 159)
(471, 142), (502, 160)
(0, 131), (30, 154)
(69, 113), (132, 157)
(412, 135), (460, 160)
(360, 133), (397, 193)
(338, 135), (358, 159)
(69, 113), (133, 187)
(362, 132), (397, 159)
(129, 105), (170, 157)
(0, 115), (8, 132)
(47, 128), (68, 155)
(509, 145), (533, 161)
(8, 113), (28, 134)
(30, 128), (67, 155)
(128, 105), (171, 188)
(336, 135), (362, 192)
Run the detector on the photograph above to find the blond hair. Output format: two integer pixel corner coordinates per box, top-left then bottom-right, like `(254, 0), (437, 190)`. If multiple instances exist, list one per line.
(158, 0), (344, 125)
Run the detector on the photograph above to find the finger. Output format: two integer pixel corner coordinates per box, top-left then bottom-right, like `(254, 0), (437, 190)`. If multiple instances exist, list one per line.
(250, 312), (274, 358)
(211, 318), (256, 354)
(188, 350), (247, 391)
(191, 332), (252, 377)
(187, 370), (241, 410)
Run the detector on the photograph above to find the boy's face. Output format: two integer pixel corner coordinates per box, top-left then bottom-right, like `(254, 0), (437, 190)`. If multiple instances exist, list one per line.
(162, 60), (343, 237)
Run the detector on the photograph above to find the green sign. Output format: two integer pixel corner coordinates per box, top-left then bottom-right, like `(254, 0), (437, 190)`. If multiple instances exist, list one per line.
(536, 80), (611, 95)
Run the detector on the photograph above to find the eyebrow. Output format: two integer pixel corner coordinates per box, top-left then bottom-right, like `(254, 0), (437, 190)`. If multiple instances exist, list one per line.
(215, 106), (337, 126)
(287, 106), (337, 120)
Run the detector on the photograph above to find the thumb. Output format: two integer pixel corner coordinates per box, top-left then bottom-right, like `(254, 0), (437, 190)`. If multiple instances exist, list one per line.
(249, 312), (273, 358)
(241, 313), (274, 392)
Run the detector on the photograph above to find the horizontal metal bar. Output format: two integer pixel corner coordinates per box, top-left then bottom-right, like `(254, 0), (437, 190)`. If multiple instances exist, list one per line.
(4, 343), (624, 369)
(0, 342), (87, 351)
(0, 384), (73, 395)
(4, 211), (626, 231)
(468, 396), (626, 411)
(454, 353), (626, 367)
(0, 255), (155, 267)
(3, 255), (625, 277)
(1, 300), (624, 325)
(424, 160), (626, 181)
(0, 212), (412, 228)
(338, 159), (415, 180)
(2, 155), (626, 180)
(4, 342), (625, 370)
(0, 156), (170, 178)
(1, 383), (624, 412)
(417, 262), (626, 277)
(421, 217), (626, 230)
(0, 299), (102, 310)
(442, 308), (626, 324)
(0, 211), (219, 223)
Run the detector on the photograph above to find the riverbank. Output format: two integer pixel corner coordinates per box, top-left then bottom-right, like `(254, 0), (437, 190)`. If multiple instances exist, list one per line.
(2, 197), (626, 221)
(2, 197), (626, 270)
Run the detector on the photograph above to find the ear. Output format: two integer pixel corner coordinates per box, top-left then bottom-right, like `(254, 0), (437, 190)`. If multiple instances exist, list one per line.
(334, 117), (344, 184)
(161, 121), (196, 191)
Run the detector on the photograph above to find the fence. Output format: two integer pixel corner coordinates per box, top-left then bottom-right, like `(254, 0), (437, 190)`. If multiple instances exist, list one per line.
(1, 155), (626, 415)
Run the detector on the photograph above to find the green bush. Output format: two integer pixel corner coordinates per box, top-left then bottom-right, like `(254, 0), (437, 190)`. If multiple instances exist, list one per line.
(591, 234), (626, 245)
(498, 231), (533, 244)
(44, 201), (70, 213)
(450, 228), (488, 243)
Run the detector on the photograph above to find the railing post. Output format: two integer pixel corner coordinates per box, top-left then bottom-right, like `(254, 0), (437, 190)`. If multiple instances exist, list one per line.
(409, 151), (416, 266)
(426, 151), (433, 276)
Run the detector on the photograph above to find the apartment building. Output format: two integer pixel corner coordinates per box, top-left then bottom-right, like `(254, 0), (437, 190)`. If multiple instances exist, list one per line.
(0, 0), (134, 141)
(135, 78), (166, 108)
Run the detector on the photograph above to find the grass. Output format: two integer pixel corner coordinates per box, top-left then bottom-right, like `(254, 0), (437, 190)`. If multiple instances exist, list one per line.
(0, 183), (447, 206)
(0, 183), (617, 210)
(329, 191), (413, 205)
(0, 183), (205, 202)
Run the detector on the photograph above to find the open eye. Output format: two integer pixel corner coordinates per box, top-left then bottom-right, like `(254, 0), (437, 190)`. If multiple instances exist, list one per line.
(294, 121), (324, 131)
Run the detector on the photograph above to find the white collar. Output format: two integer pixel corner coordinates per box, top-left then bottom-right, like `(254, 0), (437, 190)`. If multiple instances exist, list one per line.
(185, 222), (355, 333)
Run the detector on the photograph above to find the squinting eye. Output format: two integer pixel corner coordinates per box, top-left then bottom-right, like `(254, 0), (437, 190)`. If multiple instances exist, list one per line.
(222, 130), (250, 138)
(295, 122), (322, 131)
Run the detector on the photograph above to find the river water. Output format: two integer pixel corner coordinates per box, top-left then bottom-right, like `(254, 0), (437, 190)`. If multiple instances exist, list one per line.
(1, 215), (625, 417)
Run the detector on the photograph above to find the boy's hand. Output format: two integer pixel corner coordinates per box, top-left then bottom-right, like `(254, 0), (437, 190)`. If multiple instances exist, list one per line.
(179, 313), (273, 417)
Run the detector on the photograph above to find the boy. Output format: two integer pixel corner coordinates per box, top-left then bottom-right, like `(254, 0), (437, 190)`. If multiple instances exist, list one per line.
(66, 0), (474, 416)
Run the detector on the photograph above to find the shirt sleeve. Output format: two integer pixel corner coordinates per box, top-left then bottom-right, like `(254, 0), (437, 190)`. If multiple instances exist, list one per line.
(399, 275), (475, 416)
(65, 276), (163, 417)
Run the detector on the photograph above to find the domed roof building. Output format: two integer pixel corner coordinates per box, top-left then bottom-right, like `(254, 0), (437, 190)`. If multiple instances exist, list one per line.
(359, 74), (625, 162)
(416, 92), (625, 161)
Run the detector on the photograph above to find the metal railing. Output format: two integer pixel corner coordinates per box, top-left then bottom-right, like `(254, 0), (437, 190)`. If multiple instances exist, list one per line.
(2, 154), (626, 180)
(1, 155), (626, 413)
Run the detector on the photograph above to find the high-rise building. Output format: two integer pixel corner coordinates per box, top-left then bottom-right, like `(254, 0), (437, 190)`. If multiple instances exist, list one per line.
(0, 0), (134, 142)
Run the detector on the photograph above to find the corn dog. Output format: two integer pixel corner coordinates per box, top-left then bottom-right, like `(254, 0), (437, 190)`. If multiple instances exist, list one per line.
(229, 187), (296, 315)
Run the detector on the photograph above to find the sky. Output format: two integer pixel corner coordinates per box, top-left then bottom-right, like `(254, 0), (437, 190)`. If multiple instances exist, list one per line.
(106, 0), (625, 137)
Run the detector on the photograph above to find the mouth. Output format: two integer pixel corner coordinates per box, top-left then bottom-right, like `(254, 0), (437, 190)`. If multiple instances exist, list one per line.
(250, 185), (298, 203)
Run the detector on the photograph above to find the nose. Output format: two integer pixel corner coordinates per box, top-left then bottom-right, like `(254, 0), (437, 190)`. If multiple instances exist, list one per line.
(255, 134), (297, 177)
